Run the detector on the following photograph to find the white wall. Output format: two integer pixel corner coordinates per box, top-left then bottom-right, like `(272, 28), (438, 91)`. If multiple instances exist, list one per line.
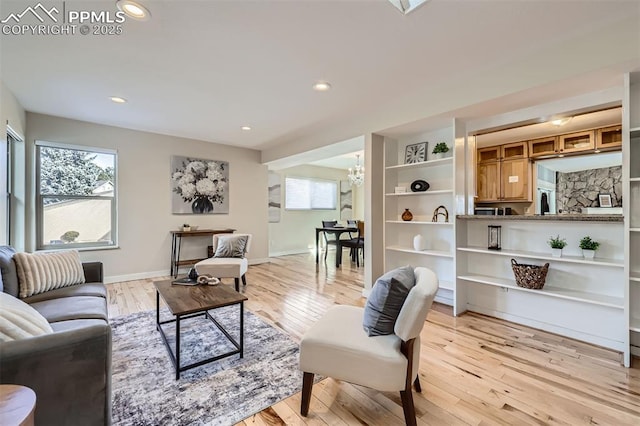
(353, 180), (364, 221)
(1, 81), (26, 249)
(25, 113), (268, 282)
(268, 164), (362, 256)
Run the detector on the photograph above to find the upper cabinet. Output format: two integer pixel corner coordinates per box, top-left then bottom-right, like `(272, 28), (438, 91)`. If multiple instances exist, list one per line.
(558, 130), (595, 153)
(528, 125), (621, 158)
(529, 136), (557, 158)
(477, 122), (623, 203)
(501, 141), (528, 159)
(476, 142), (531, 202)
(596, 125), (623, 150)
(477, 146), (500, 163)
(476, 161), (501, 201)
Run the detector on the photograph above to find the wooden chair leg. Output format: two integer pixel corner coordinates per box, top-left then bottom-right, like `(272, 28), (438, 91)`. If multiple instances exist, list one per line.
(414, 376), (422, 392)
(301, 372), (314, 416)
(241, 274), (247, 286)
(400, 338), (417, 426)
(400, 389), (417, 426)
(234, 278), (240, 292)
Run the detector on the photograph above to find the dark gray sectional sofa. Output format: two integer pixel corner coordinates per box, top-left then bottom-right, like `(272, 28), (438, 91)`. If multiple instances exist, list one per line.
(0, 246), (112, 426)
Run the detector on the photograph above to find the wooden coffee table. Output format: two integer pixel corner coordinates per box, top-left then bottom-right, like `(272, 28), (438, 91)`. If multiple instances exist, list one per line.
(154, 280), (248, 379)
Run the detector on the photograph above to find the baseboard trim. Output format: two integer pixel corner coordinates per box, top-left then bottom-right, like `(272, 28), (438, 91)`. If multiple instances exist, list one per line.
(269, 249), (310, 257)
(105, 258), (271, 284)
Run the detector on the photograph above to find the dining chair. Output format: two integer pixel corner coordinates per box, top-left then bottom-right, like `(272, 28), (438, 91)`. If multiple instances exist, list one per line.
(340, 220), (364, 267)
(321, 220), (350, 261)
(299, 267), (439, 426)
(346, 219), (358, 239)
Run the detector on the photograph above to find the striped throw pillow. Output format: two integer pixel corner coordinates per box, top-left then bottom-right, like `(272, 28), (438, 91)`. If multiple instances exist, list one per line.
(14, 250), (86, 298)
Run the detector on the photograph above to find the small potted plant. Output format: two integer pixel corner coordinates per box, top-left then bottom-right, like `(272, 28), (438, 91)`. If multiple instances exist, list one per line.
(579, 236), (600, 260)
(182, 223), (191, 232)
(432, 142), (450, 160)
(548, 235), (567, 257)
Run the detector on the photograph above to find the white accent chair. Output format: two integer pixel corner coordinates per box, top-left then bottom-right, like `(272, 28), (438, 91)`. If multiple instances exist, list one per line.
(298, 267), (439, 426)
(194, 233), (252, 292)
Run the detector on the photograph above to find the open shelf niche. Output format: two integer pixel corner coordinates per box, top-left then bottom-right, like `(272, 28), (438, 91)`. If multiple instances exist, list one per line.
(382, 125), (457, 307)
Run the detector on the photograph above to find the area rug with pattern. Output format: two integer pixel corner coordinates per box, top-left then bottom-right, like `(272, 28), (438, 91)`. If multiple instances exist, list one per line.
(110, 305), (302, 425)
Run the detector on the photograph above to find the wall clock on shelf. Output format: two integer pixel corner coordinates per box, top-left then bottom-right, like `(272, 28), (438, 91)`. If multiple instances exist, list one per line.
(404, 142), (427, 164)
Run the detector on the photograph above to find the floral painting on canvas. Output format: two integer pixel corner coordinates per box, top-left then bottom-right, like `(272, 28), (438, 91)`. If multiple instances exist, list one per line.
(171, 156), (229, 214)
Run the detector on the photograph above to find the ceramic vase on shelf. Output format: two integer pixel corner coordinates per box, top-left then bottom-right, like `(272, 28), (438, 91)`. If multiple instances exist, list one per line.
(582, 249), (595, 260)
(401, 209), (413, 221)
(413, 234), (425, 251)
(551, 248), (562, 258)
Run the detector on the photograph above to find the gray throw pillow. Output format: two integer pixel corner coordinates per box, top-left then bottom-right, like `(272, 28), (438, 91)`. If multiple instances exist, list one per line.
(0, 246), (18, 297)
(213, 235), (248, 258)
(363, 265), (416, 337)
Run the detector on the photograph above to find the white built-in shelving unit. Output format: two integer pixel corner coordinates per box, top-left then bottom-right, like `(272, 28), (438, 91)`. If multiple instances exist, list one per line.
(624, 72), (640, 366)
(382, 127), (457, 306)
(372, 80), (638, 366)
(456, 217), (626, 354)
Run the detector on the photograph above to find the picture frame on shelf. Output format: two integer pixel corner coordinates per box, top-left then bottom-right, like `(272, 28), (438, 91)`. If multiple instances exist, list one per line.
(598, 193), (612, 208)
(404, 142), (427, 164)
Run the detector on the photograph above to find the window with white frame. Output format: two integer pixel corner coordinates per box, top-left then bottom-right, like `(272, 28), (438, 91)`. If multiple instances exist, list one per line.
(285, 177), (337, 210)
(36, 141), (117, 250)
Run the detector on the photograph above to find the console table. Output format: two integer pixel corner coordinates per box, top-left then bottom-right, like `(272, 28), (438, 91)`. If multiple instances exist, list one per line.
(170, 229), (235, 277)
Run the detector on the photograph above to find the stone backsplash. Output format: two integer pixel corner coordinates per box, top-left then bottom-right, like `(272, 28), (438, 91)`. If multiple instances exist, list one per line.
(556, 166), (622, 214)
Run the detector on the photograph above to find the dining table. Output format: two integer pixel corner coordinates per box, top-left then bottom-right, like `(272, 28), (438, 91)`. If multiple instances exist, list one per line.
(315, 225), (358, 268)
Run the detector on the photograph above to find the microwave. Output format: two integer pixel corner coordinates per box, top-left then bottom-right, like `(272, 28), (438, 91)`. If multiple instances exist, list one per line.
(474, 207), (511, 216)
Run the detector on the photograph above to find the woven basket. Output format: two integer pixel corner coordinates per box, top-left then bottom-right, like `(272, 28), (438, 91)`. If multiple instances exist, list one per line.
(511, 259), (549, 290)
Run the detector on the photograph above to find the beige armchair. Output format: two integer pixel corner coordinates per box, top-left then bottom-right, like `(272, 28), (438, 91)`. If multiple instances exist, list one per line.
(298, 267), (439, 426)
(194, 233), (252, 292)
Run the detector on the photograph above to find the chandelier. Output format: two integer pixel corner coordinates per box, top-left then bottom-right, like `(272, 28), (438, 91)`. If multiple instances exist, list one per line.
(348, 155), (364, 187)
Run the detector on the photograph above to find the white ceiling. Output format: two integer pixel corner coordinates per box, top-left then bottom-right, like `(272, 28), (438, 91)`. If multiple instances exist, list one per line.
(1, 0), (639, 157)
(310, 150), (364, 170)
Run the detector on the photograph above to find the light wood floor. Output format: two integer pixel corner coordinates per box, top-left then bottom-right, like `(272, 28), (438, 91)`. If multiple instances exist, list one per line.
(107, 253), (640, 426)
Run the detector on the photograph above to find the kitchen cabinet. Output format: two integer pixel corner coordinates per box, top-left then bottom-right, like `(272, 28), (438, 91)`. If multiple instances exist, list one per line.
(596, 125), (622, 151)
(476, 161), (500, 201)
(476, 152), (531, 202)
(477, 146), (500, 163)
(529, 136), (557, 158)
(558, 130), (595, 153)
(501, 141), (528, 159)
(501, 159), (530, 200)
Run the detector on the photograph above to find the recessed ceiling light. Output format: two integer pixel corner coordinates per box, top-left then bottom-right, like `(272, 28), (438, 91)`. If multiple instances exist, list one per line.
(241, 126), (252, 131)
(313, 81), (332, 92)
(110, 96), (127, 103)
(551, 117), (572, 126)
(116, 0), (151, 20)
